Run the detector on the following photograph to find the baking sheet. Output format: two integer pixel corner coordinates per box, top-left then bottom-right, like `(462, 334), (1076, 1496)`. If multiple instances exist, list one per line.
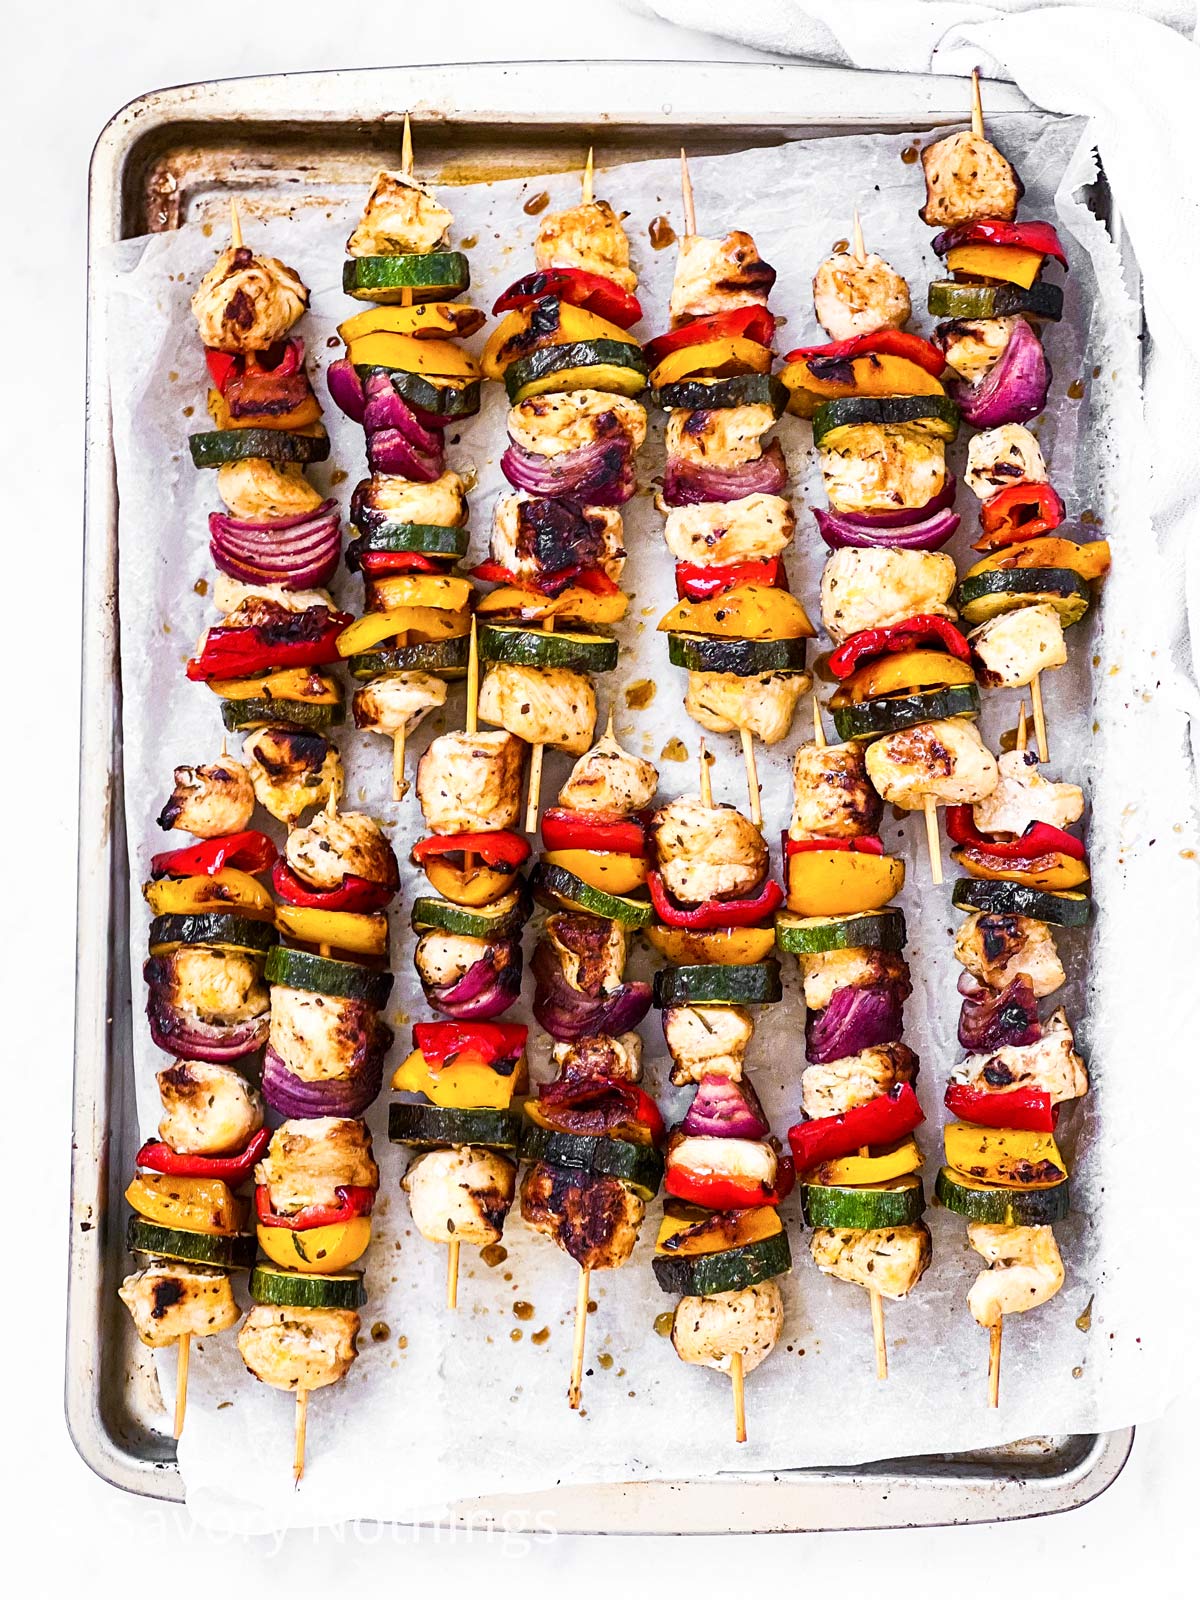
(101, 113), (1197, 1532)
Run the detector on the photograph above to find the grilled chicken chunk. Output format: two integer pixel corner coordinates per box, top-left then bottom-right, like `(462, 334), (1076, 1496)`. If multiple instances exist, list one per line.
(800, 1042), (920, 1120)
(798, 947), (911, 1012)
(671, 1280), (784, 1375)
(535, 199), (637, 293)
(544, 913), (627, 995)
(217, 459), (327, 522)
(268, 987), (390, 1084)
(964, 423), (1047, 499)
(355, 470), (468, 529)
(652, 795), (768, 904)
(686, 670), (809, 745)
(551, 1031), (644, 1084)
(346, 169), (453, 256)
(954, 911), (1065, 998)
(966, 1223), (1063, 1328)
(156, 1060), (264, 1156)
(662, 494), (795, 566)
(970, 604), (1067, 689)
(353, 671), (446, 739)
(414, 931), (503, 988)
(191, 246), (308, 353)
(285, 806), (397, 892)
(478, 663), (595, 755)
(119, 1262), (240, 1349)
(212, 577), (335, 618)
(865, 717), (998, 809)
(820, 547), (958, 644)
(667, 1133), (777, 1190)
(790, 738), (883, 838)
(952, 1007), (1088, 1105)
(157, 760), (255, 839)
(663, 1004), (755, 1085)
(665, 405), (776, 469)
(920, 130), (1023, 227)
(811, 1223), (932, 1300)
(242, 727), (342, 826)
(936, 317), (1019, 385)
(255, 1117), (378, 1214)
(820, 424), (947, 517)
(416, 730), (526, 833)
(508, 389), (647, 457)
(491, 495), (625, 586)
(813, 249), (911, 341)
(519, 1161), (645, 1269)
(238, 1305), (360, 1392)
(150, 947), (269, 1027)
(557, 726), (657, 815)
(972, 749), (1084, 835)
(402, 1147), (517, 1245)
(670, 231), (775, 321)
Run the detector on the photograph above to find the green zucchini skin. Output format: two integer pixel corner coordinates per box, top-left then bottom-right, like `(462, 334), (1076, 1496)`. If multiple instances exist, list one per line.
(956, 567), (1091, 627)
(188, 428), (330, 468)
(813, 394), (960, 445)
(927, 279), (1064, 322)
(652, 1230), (791, 1296)
(126, 1216), (257, 1270)
(653, 960), (782, 1008)
(264, 946), (394, 1008)
(388, 1102), (523, 1150)
(529, 863), (654, 927)
(220, 697), (343, 734)
(148, 912), (278, 954)
(347, 522), (470, 561)
(354, 365), (481, 420)
(935, 1166), (1070, 1225)
(832, 683), (980, 742)
(775, 908), (907, 955)
(654, 373), (789, 414)
(518, 1121), (664, 1201)
(342, 252), (470, 303)
(347, 637), (471, 680)
(801, 1179), (925, 1230)
(951, 878), (1092, 927)
(410, 888), (530, 941)
(250, 1264), (366, 1310)
(503, 339), (649, 403)
(477, 623), (620, 673)
(666, 633), (809, 676)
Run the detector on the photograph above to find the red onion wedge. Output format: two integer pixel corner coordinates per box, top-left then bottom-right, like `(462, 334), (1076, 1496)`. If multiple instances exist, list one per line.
(661, 440), (788, 506)
(805, 982), (906, 1064)
(815, 503), (961, 551)
(957, 972), (1042, 1052)
(531, 939), (652, 1040)
(681, 1073), (770, 1140)
(209, 500), (341, 590)
(361, 372), (444, 454)
(501, 438), (636, 504)
(261, 1041), (387, 1119)
(423, 943), (524, 1021)
(826, 475), (957, 529)
(326, 359), (367, 424)
(144, 973), (269, 1064)
(948, 317), (1051, 428)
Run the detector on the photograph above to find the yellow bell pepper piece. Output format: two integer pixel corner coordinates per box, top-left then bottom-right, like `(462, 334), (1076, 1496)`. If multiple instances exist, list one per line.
(951, 848), (1090, 893)
(782, 354), (945, 419)
(644, 924), (778, 966)
(125, 1174), (248, 1236)
(390, 1047), (523, 1110)
(944, 1122), (1067, 1188)
(422, 857), (520, 907)
(143, 869), (275, 918)
(345, 332), (480, 379)
(206, 667), (342, 704)
(654, 1205), (782, 1256)
(965, 537), (1111, 584)
(274, 906), (389, 958)
(830, 649), (976, 707)
(337, 608), (468, 655)
(786, 849), (905, 917)
(808, 1137), (923, 1187)
(649, 337), (773, 390)
(475, 585), (629, 626)
(542, 849), (648, 896)
(256, 1217), (372, 1273)
(658, 585), (816, 642)
(206, 388), (323, 432)
(337, 302), (484, 342)
(365, 573), (473, 614)
(945, 243), (1045, 289)
(482, 303), (639, 380)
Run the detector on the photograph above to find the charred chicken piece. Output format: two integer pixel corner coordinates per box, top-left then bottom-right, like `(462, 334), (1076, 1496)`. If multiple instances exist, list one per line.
(353, 673), (446, 739)
(416, 730), (526, 834)
(920, 129), (1023, 228)
(798, 947), (911, 1012)
(790, 738), (883, 839)
(671, 1280), (784, 1374)
(242, 727), (342, 826)
(254, 1117), (378, 1214)
(670, 231), (776, 321)
(508, 390), (647, 458)
(971, 749), (1083, 836)
(820, 547), (957, 644)
(145, 946), (269, 1028)
(662, 494), (795, 566)
(953, 911), (1065, 998)
(119, 1261), (240, 1349)
(238, 1305), (360, 1391)
(191, 246), (308, 353)
(557, 724), (657, 815)
(819, 424), (947, 519)
(662, 1003), (755, 1085)
(865, 718), (998, 810)
(490, 495), (625, 593)
(665, 405), (776, 470)
(542, 912), (628, 995)
(810, 1223), (932, 1300)
(519, 1161), (645, 1270)
(651, 795), (768, 905)
(402, 1147), (517, 1246)
(686, 670), (810, 746)
(952, 1008), (1088, 1105)
(284, 806), (398, 892)
(535, 199), (637, 293)
(156, 1059), (264, 1156)
(352, 470), (469, 530)
(970, 605), (1067, 690)
(268, 985), (392, 1085)
(812, 248), (910, 341)
(964, 424), (1047, 500)
(799, 1041), (920, 1120)
(935, 317), (1020, 385)
(346, 169), (453, 256)
(550, 1031), (644, 1084)
(157, 759), (255, 839)
(478, 663), (596, 755)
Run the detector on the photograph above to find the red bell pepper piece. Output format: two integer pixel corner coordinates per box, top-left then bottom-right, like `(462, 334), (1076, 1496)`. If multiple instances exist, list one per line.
(151, 830), (277, 880)
(784, 328), (946, 378)
(204, 348), (240, 392)
(492, 268), (643, 330)
(945, 807), (1087, 862)
(647, 872), (784, 931)
(412, 1021), (528, 1066)
(185, 607), (351, 683)
(411, 830), (531, 868)
(136, 1126), (271, 1185)
(254, 1184), (376, 1231)
(356, 549), (450, 576)
(944, 1082), (1059, 1133)
(828, 615), (972, 679)
(783, 833), (885, 857)
(537, 1078), (666, 1147)
(541, 808), (648, 856)
(931, 218), (1068, 271)
(974, 482), (1065, 550)
(787, 1083), (925, 1171)
(468, 560), (620, 598)
(271, 860), (397, 912)
(674, 556), (782, 601)
(664, 1154), (795, 1210)
(643, 305), (776, 369)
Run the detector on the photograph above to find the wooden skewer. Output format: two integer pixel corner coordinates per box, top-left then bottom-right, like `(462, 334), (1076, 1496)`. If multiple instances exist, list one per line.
(1030, 672), (1049, 763)
(568, 1266), (590, 1409)
(229, 197), (243, 250)
(971, 68), (985, 140)
(988, 1320), (1002, 1407)
(582, 146), (594, 206)
(293, 1388), (308, 1485)
(812, 693), (826, 749)
(858, 1144), (889, 1379)
(851, 206), (866, 265)
(446, 1240), (461, 1311)
(523, 616), (555, 833)
(391, 722), (408, 802)
(399, 114), (415, 309)
(1016, 698), (1028, 754)
(680, 147), (697, 236)
(730, 1351), (747, 1443)
(923, 795), (943, 886)
(173, 1334), (190, 1439)
(740, 728), (762, 827)
(698, 738), (714, 807)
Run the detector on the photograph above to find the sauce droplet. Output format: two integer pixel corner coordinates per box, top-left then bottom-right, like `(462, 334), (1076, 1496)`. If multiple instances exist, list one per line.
(523, 191), (550, 216)
(648, 215), (676, 250)
(193, 578), (208, 597)
(510, 1328), (523, 1342)
(460, 234), (478, 250)
(660, 736), (688, 762)
(1067, 378), (1085, 400)
(832, 238), (850, 255)
(597, 1352), (614, 1370)
(370, 1321), (390, 1342)
(901, 143), (921, 165)
(531, 1326), (550, 1345)
(480, 1243), (507, 1268)
(625, 679), (656, 710)
(513, 1300), (534, 1321)
(1076, 1296), (1094, 1332)
(654, 1311), (675, 1338)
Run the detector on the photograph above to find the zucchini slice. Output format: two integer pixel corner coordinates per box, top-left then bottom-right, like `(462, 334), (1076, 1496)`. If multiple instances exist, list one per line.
(529, 862), (654, 927)
(342, 252), (471, 304)
(147, 912), (278, 955)
(653, 373), (789, 414)
(951, 878), (1091, 927)
(188, 428), (330, 469)
(354, 365), (481, 421)
(410, 886), (530, 940)
(774, 907), (907, 956)
(666, 633), (810, 677)
(220, 698), (343, 734)
(264, 945), (394, 1008)
(956, 568), (1092, 628)
(801, 1175), (925, 1230)
(652, 960), (782, 1008)
(935, 1166), (1070, 1225)
(517, 1120), (665, 1202)
(504, 339), (649, 403)
(250, 1263), (366, 1310)
(477, 623), (619, 673)
(347, 522), (470, 562)
(832, 684), (981, 742)
(927, 279), (1064, 322)
(812, 394), (960, 446)
(346, 636), (471, 681)
(126, 1216), (257, 1271)
(388, 1102), (523, 1150)
(651, 1230), (791, 1297)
